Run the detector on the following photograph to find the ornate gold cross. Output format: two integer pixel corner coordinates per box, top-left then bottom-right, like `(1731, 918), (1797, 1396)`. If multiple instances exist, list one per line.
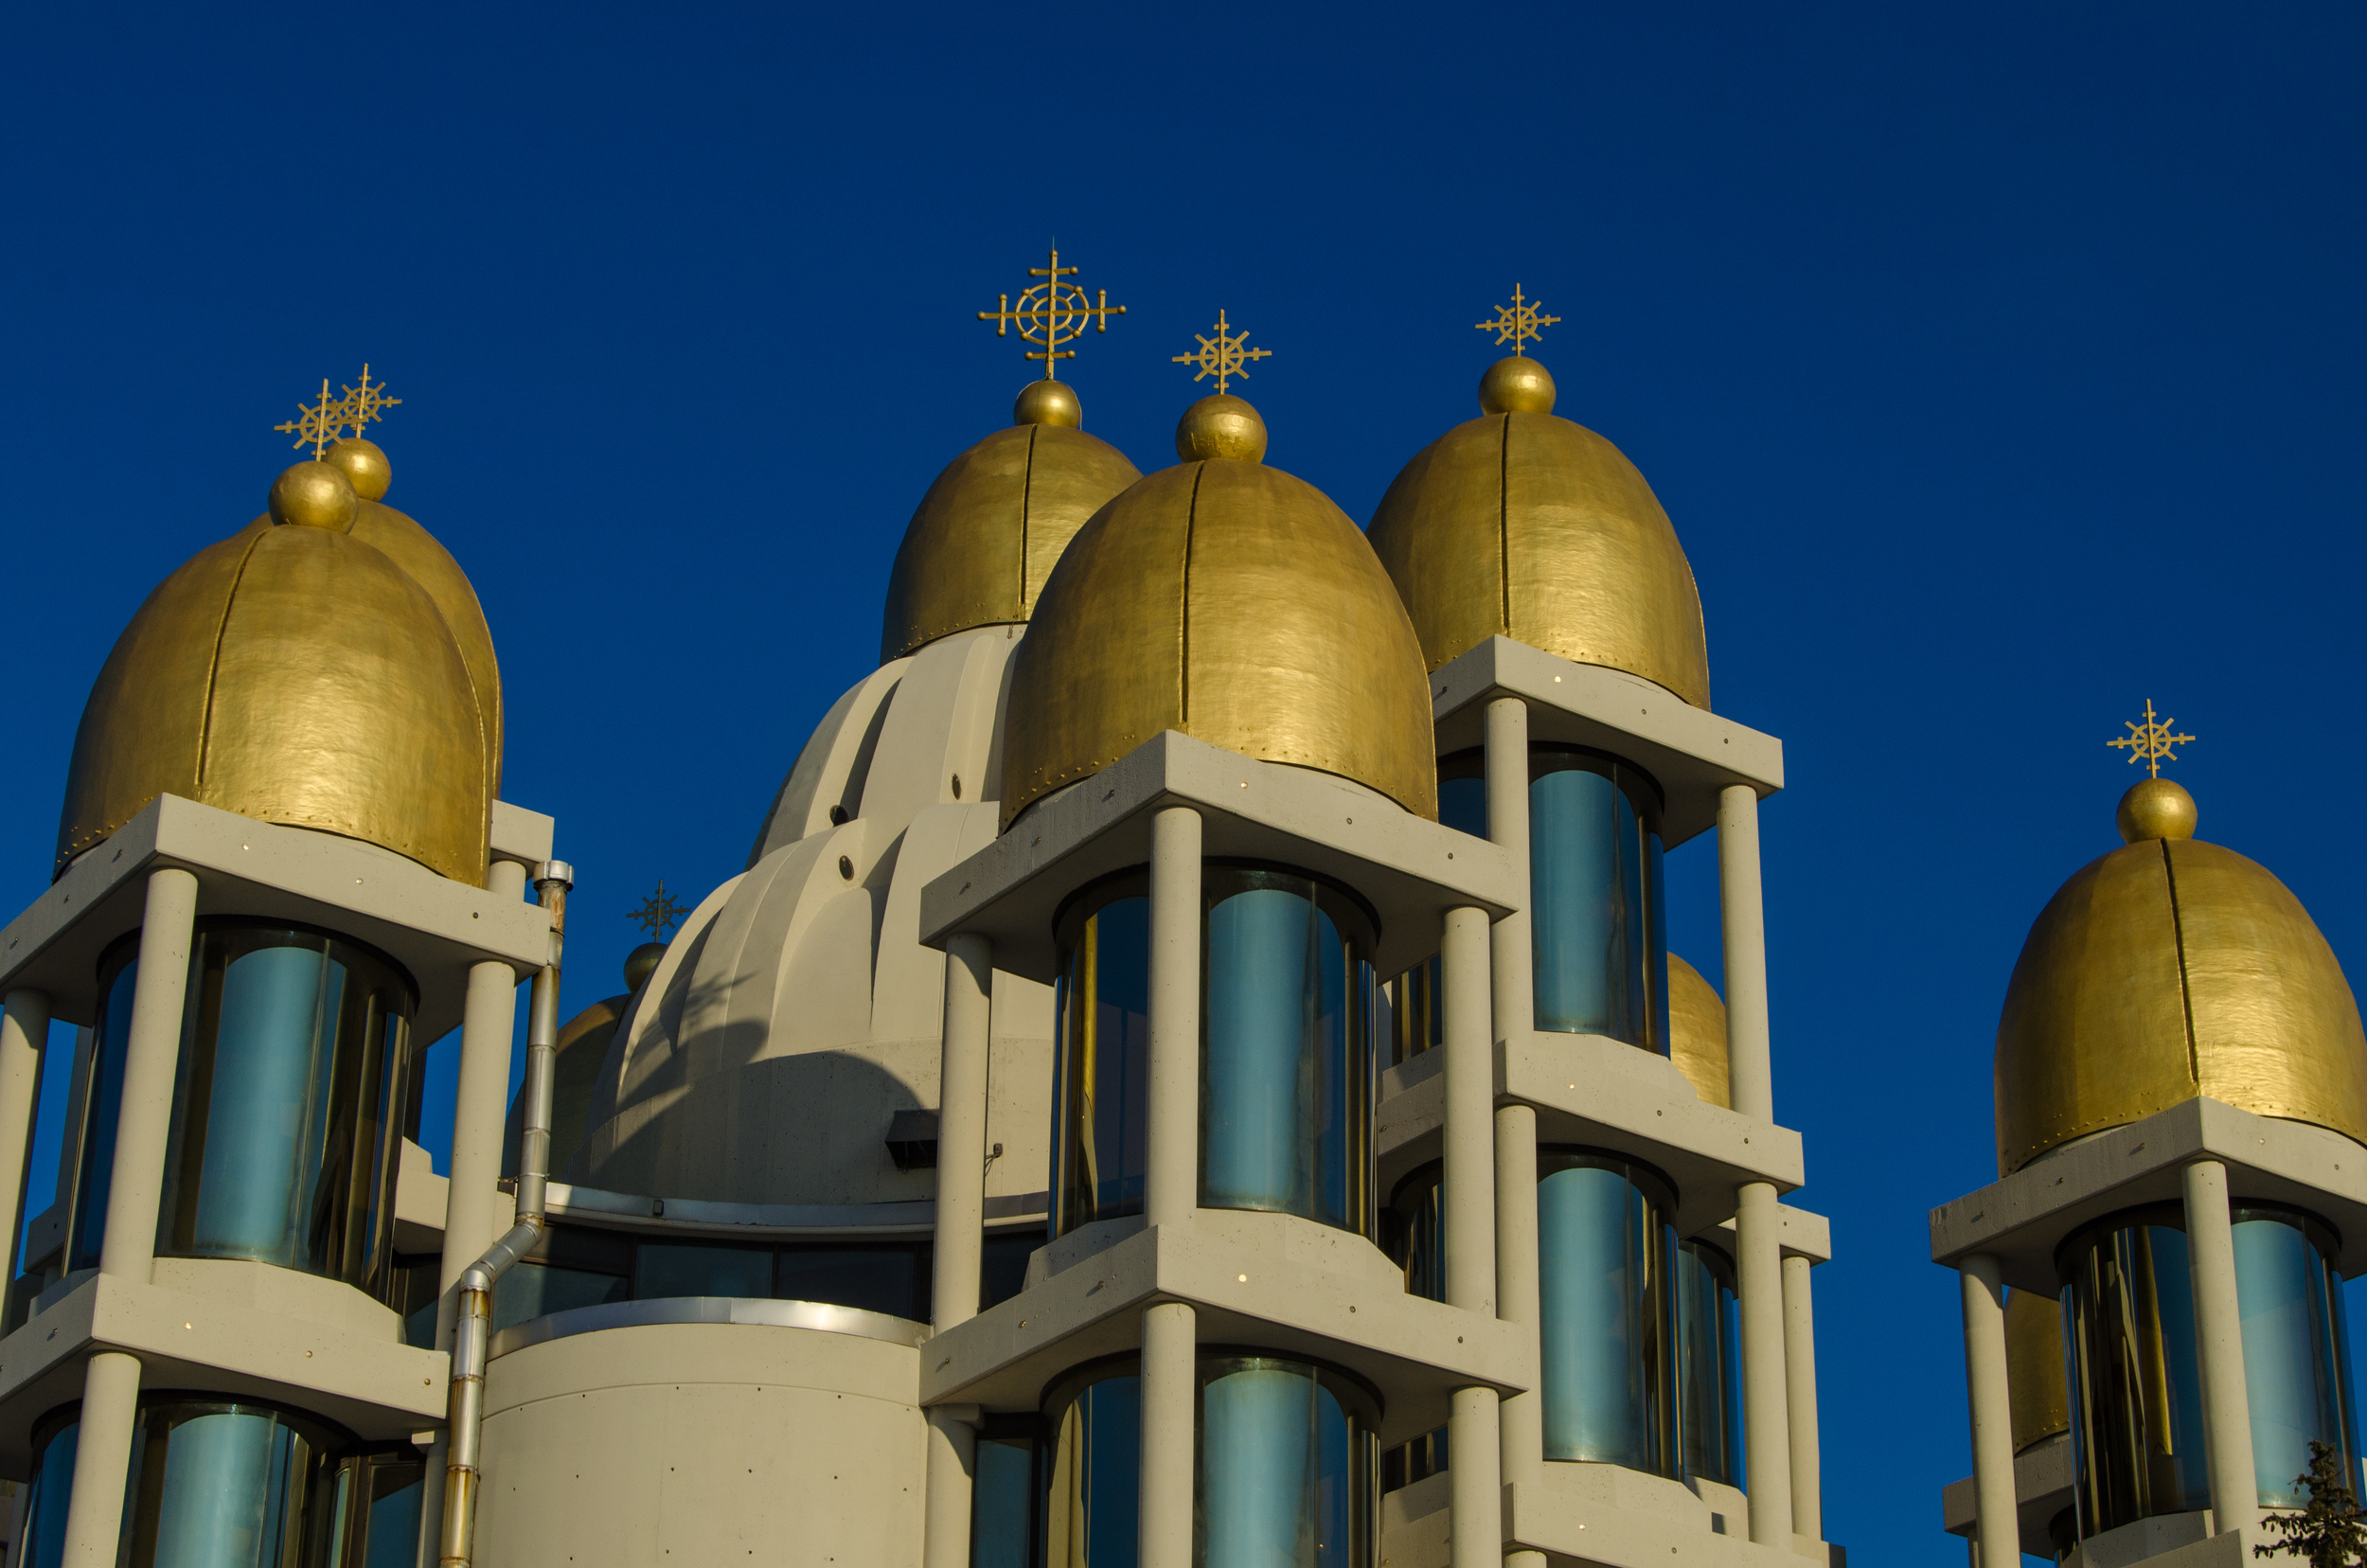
(978, 247), (1126, 378)
(2108, 700), (2196, 778)
(340, 365), (400, 432)
(275, 379), (347, 459)
(629, 882), (689, 941)
(1475, 284), (1560, 356)
(1172, 310), (1271, 396)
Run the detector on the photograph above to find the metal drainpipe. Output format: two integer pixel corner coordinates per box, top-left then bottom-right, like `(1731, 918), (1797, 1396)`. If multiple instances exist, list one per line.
(440, 859), (570, 1568)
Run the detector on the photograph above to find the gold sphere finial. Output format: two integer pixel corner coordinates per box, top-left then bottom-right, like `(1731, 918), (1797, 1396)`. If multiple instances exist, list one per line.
(1176, 394), (1268, 464)
(624, 941), (667, 992)
(326, 437), (392, 500)
(1480, 356), (1557, 415)
(2118, 777), (2198, 844)
(1013, 379), (1083, 429)
(268, 460), (359, 530)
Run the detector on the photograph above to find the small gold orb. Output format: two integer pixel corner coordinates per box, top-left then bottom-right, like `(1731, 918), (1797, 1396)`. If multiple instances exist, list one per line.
(268, 461), (359, 530)
(1479, 355), (1557, 416)
(2117, 778), (2198, 844)
(1013, 380), (1084, 429)
(326, 437), (392, 501)
(624, 941), (667, 993)
(1175, 394), (1268, 463)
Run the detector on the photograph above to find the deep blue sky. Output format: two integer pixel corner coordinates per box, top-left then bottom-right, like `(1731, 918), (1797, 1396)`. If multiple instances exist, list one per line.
(6, 4), (2365, 1559)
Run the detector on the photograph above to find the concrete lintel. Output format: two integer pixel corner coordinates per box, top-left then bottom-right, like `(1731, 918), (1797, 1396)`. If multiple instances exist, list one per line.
(1940, 1432), (2073, 1557)
(1929, 1097), (2367, 1293)
(1705, 1204), (1833, 1265)
(0, 794), (550, 1042)
(1428, 638), (1784, 850)
(0, 1271), (447, 1473)
(1379, 1033), (1804, 1233)
(920, 730), (1521, 983)
(918, 1212), (1530, 1447)
(489, 799), (557, 867)
(1504, 1474), (1816, 1568)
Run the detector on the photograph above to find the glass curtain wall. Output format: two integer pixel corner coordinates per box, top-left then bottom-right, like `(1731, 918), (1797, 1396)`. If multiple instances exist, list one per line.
(2230, 1206), (2358, 1506)
(973, 1415), (1047, 1568)
(71, 924), (417, 1297)
(1040, 1352), (1379, 1568)
(1673, 1238), (1741, 1488)
(1052, 866), (1378, 1242)
(1380, 1165), (1449, 1491)
(1537, 1149), (1677, 1474)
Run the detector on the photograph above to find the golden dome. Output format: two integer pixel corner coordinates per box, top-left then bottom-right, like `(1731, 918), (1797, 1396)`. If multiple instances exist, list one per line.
(1000, 398), (1436, 828)
(1993, 793), (2367, 1173)
(1666, 953), (1729, 1108)
(1366, 357), (1710, 709)
(2006, 1286), (2070, 1453)
(878, 383), (1141, 663)
(57, 454), (499, 886)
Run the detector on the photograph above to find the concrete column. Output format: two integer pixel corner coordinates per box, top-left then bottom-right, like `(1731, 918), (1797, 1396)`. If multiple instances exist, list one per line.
(1716, 785), (1772, 1124)
(0, 989), (50, 1283)
(1783, 1254), (1823, 1541)
(1442, 908), (1495, 1314)
(98, 867), (199, 1282)
(1494, 1104), (1543, 1499)
(932, 935), (993, 1329)
(922, 1406), (979, 1568)
(1448, 1385), (1504, 1568)
(1960, 1255), (2019, 1568)
(1138, 1300), (1196, 1568)
(2184, 1158), (2257, 1531)
(1484, 698), (1533, 1042)
(60, 1350), (141, 1565)
(440, 956), (521, 1294)
(1735, 1181), (1792, 1545)
(1146, 808), (1201, 1229)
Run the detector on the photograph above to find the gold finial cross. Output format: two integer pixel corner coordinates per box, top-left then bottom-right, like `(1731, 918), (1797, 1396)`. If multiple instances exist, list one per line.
(629, 881), (689, 941)
(2108, 700), (2196, 778)
(1475, 284), (1560, 357)
(978, 247), (1126, 379)
(273, 365), (401, 458)
(275, 378), (347, 459)
(1172, 310), (1271, 396)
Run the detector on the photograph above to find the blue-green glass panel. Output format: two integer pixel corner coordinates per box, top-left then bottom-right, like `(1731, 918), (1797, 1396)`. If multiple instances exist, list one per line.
(1673, 1241), (1738, 1487)
(21, 1418), (78, 1568)
(974, 1436), (1037, 1568)
(150, 1409), (295, 1568)
(635, 1242), (773, 1300)
(1531, 770), (1645, 1042)
(2062, 1221), (2212, 1535)
(1437, 775), (1487, 839)
(364, 1460), (423, 1568)
(1053, 897), (1151, 1236)
(1201, 1365), (1317, 1566)
(192, 947), (340, 1261)
(1204, 888), (1320, 1214)
(69, 959), (138, 1271)
(1047, 1374), (1139, 1568)
(2234, 1214), (2358, 1506)
(492, 1261), (629, 1331)
(1538, 1162), (1669, 1471)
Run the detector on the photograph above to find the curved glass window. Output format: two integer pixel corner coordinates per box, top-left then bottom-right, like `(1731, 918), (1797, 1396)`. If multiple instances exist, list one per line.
(2060, 1207), (2211, 1534)
(1380, 1165), (1449, 1492)
(1528, 750), (1667, 1050)
(21, 1409), (78, 1568)
(1052, 881), (1152, 1238)
(2231, 1205), (2358, 1507)
(1537, 1149), (1676, 1474)
(1201, 865), (1377, 1238)
(66, 953), (141, 1272)
(1041, 1351), (1379, 1568)
(1673, 1238), (1741, 1488)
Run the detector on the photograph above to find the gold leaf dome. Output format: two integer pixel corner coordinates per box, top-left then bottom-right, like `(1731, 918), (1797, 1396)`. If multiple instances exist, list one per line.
(1000, 396), (1437, 828)
(2005, 1286), (2069, 1453)
(57, 448), (499, 886)
(1992, 785), (2367, 1173)
(1366, 357), (1711, 709)
(1666, 953), (1729, 1108)
(878, 383), (1141, 663)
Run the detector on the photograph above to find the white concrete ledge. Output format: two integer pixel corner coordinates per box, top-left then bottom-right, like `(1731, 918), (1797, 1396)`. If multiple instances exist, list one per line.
(1940, 1431), (2073, 1557)
(1505, 1469), (1832, 1566)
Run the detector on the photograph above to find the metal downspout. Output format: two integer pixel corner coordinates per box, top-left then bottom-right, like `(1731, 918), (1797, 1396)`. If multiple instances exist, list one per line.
(439, 859), (570, 1568)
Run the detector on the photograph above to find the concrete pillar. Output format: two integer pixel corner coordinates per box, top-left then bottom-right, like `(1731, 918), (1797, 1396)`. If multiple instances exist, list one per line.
(1442, 907), (1495, 1314)
(440, 956), (520, 1294)
(1494, 1103), (1543, 1503)
(1960, 1255), (2019, 1568)
(1484, 697), (1533, 1041)
(1146, 808), (1201, 1229)
(933, 935), (993, 1330)
(1783, 1254), (1823, 1541)
(0, 989), (50, 1283)
(1138, 1300), (1196, 1568)
(1716, 785), (1772, 1124)
(2184, 1158), (2257, 1531)
(98, 867), (199, 1282)
(1449, 1385), (1504, 1568)
(922, 1406), (979, 1568)
(59, 1350), (141, 1565)
(1736, 1182), (1792, 1545)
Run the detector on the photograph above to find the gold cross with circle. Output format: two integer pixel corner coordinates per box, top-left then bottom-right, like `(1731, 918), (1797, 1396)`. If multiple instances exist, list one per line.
(629, 881), (690, 941)
(1475, 284), (1560, 356)
(978, 247), (1126, 378)
(2108, 700), (2196, 778)
(274, 365), (401, 458)
(1172, 310), (1271, 396)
